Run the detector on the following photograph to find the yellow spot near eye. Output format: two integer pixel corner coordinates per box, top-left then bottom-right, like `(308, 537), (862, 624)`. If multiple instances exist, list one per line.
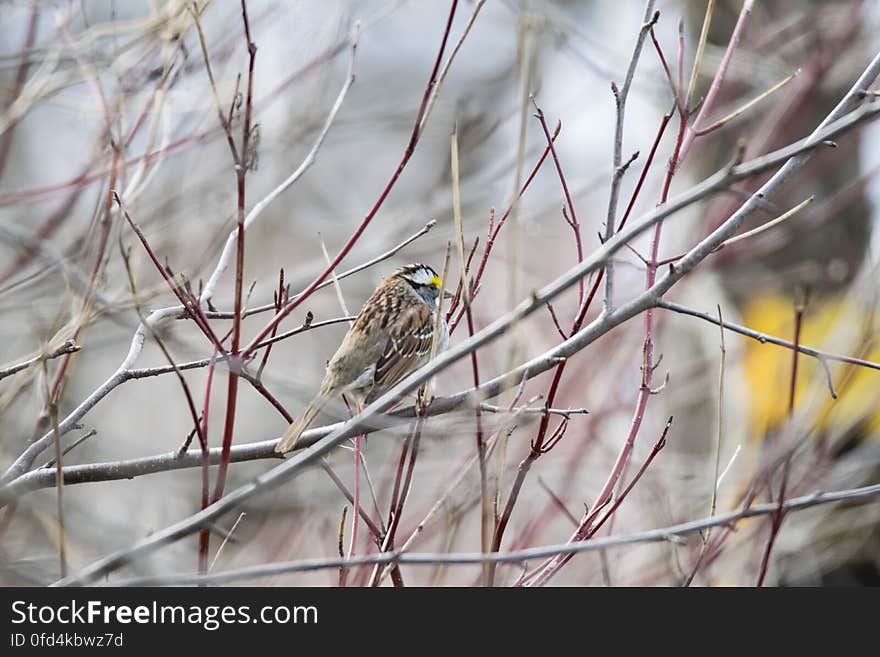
(430, 275), (442, 287)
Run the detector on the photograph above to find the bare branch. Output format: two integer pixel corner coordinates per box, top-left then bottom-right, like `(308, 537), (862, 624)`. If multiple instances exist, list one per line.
(658, 300), (880, 373)
(5, 92), (876, 490)
(0, 340), (80, 382)
(679, 0), (755, 159)
(0, 38), (360, 485)
(204, 219), (437, 320)
(46, 52), (880, 584)
(604, 2), (659, 313)
(718, 195), (813, 248)
(110, 482), (880, 586)
(237, 1), (462, 357)
(418, 0), (486, 136)
(693, 69), (799, 136)
(201, 31), (358, 302)
(0, 398), (591, 505)
(684, 0), (714, 109)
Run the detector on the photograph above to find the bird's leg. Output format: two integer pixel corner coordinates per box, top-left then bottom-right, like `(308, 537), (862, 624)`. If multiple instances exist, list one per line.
(354, 397), (366, 444)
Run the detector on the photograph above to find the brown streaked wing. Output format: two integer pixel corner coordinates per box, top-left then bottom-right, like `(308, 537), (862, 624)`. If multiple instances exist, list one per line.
(373, 302), (436, 394)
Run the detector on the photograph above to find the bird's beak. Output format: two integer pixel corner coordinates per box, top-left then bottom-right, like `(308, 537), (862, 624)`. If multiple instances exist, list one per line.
(443, 289), (455, 299)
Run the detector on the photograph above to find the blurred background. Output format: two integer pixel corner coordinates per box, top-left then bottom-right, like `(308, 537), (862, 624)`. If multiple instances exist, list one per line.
(1, 0), (879, 586)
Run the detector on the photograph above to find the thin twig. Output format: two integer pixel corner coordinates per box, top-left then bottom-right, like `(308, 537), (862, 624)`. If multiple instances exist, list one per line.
(591, 417), (672, 536)
(720, 195), (813, 248)
(694, 70), (799, 136)
(0, 4), (39, 177)
(604, 2), (659, 313)
(532, 101), (584, 302)
(200, 29), (359, 303)
(256, 269), (286, 379)
(418, 0), (486, 136)
(545, 303), (568, 340)
(41, 361), (66, 578)
(658, 300), (880, 372)
(718, 445), (742, 488)
(757, 292), (807, 586)
(451, 122), (560, 332)
(205, 219), (437, 320)
(0, 340), (80, 382)
(211, 0), (261, 513)
(537, 477), (579, 527)
(679, 0), (756, 160)
(111, 481), (880, 586)
(208, 512), (245, 572)
(319, 236), (353, 324)
(5, 95), (877, 492)
(237, 1), (460, 357)
(479, 403), (588, 418)
(119, 238), (213, 572)
(40, 429), (98, 469)
(685, 0), (714, 110)
(684, 305), (726, 586)
(451, 124), (489, 584)
(23, 57), (880, 587)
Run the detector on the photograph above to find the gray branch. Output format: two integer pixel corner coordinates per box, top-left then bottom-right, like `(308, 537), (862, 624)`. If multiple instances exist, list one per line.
(7, 92), (878, 490)
(110, 481), (880, 586)
(203, 220), (436, 320)
(0, 339), (80, 381)
(53, 52), (880, 586)
(0, 45), (360, 487)
(659, 300), (880, 372)
(603, 1), (657, 314)
(0, 402), (591, 505)
(0, 312), (354, 487)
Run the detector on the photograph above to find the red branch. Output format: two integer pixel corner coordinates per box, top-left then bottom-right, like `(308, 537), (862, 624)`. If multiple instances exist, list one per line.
(521, 26), (693, 586)
(211, 0), (258, 506)
(449, 123), (560, 334)
(534, 107), (584, 303)
(239, 0), (460, 359)
(488, 101), (674, 582)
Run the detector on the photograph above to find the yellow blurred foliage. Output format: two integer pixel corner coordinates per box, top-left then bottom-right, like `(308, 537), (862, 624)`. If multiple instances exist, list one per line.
(741, 293), (880, 443)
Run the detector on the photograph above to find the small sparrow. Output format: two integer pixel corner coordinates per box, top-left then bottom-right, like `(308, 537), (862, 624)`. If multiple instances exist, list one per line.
(276, 263), (449, 454)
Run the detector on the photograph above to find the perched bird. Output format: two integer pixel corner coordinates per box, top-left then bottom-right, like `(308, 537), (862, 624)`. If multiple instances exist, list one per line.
(275, 263), (449, 454)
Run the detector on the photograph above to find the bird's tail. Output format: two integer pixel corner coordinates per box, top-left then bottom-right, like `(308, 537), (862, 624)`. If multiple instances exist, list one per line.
(276, 391), (332, 454)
